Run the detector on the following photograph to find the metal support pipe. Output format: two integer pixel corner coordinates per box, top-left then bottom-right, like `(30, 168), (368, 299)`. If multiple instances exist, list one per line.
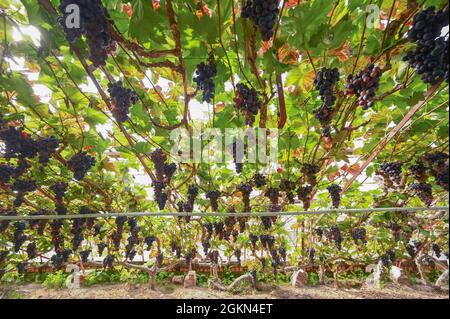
(0, 206), (448, 221)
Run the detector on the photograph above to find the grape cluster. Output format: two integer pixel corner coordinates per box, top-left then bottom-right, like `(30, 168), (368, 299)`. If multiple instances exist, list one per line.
(125, 218), (140, 261)
(280, 179), (296, 204)
(252, 173), (267, 188)
(302, 164), (319, 186)
(201, 239), (210, 256)
(51, 249), (72, 268)
(314, 68), (340, 128)
(185, 249), (196, 267)
(111, 216), (127, 251)
(408, 162), (428, 182)
(214, 222), (225, 240)
(327, 184), (342, 208)
(237, 182), (253, 212)
(278, 246), (287, 263)
(193, 59), (217, 103)
(156, 252), (164, 267)
(97, 242), (107, 256)
(260, 234), (275, 250)
(80, 250), (91, 263)
(297, 185), (313, 210)
(241, 0), (280, 41)
(107, 81), (139, 123)
(0, 126), (59, 169)
(0, 164), (15, 184)
(403, 7), (449, 84)
(36, 136), (59, 166)
(233, 83), (262, 126)
(265, 187), (280, 205)
(0, 126), (38, 159)
(270, 249), (280, 278)
(206, 190), (220, 211)
(423, 152), (449, 191)
(58, 0), (116, 66)
(144, 236), (156, 251)
(261, 216), (272, 230)
(51, 182), (68, 203)
(432, 243), (442, 258)
(153, 181), (168, 211)
(406, 240), (421, 257)
(409, 183), (433, 206)
(379, 162), (403, 185)
(103, 254), (115, 269)
(12, 179), (37, 207)
(345, 64), (382, 109)
(13, 221), (27, 252)
(329, 226), (342, 250)
(170, 241), (182, 259)
(186, 184), (199, 212)
(351, 227), (367, 245)
(67, 152), (96, 181)
(231, 140), (245, 173)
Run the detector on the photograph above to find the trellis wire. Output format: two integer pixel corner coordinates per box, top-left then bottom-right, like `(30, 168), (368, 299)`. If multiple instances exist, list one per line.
(0, 206), (448, 221)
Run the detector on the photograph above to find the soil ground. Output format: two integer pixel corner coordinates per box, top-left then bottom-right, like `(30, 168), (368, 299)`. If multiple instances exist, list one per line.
(1, 282), (448, 299)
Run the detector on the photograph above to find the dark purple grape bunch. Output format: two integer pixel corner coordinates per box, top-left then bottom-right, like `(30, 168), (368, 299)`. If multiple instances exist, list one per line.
(36, 136), (59, 167)
(432, 244), (442, 258)
(13, 221), (28, 253)
(345, 64), (382, 109)
(12, 179), (37, 207)
(193, 59), (217, 103)
(108, 81), (139, 123)
(103, 254), (115, 269)
(0, 163), (15, 184)
(58, 0), (116, 66)
(233, 83), (262, 126)
(186, 184), (199, 211)
(403, 7), (449, 84)
(260, 234), (275, 250)
(241, 0), (280, 41)
(302, 164), (319, 186)
(252, 173), (267, 188)
(408, 161), (428, 182)
(150, 149), (177, 210)
(0, 126), (38, 159)
(329, 225), (342, 250)
(409, 183), (433, 206)
(51, 182), (68, 209)
(206, 190), (221, 211)
(327, 184), (342, 208)
(314, 68), (340, 128)
(153, 181), (168, 211)
(380, 250), (396, 267)
(144, 236), (156, 251)
(97, 242), (107, 256)
(265, 187), (280, 205)
(237, 182), (253, 212)
(297, 185), (313, 210)
(351, 227), (367, 245)
(423, 152), (449, 191)
(378, 162), (403, 185)
(67, 151), (96, 180)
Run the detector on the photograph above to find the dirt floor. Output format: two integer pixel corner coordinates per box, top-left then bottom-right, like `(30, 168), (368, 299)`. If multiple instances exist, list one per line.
(1, 282), (448, 299)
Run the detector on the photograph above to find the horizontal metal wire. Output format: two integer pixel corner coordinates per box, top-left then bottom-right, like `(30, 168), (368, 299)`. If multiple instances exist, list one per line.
(0, 206), (448, 221)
